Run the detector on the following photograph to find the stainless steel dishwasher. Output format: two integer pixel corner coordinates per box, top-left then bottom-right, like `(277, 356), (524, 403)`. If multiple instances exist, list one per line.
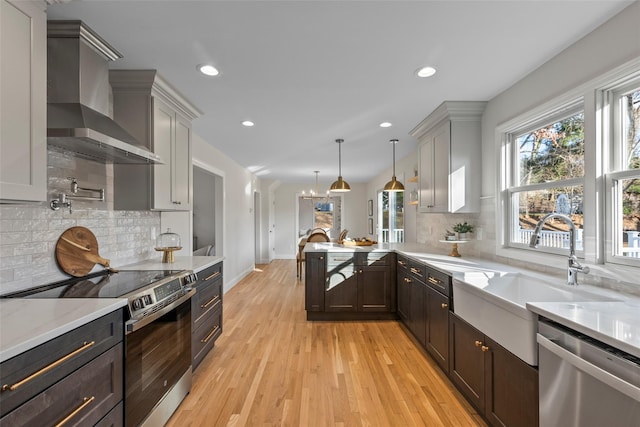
(537, 319), (640, 426)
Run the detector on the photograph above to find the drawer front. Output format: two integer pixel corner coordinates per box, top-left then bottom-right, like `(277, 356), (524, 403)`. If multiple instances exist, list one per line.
(1, 343), (123, 427)
(408, 260), (426, 283)
(327, 253), (354, 265)
(192, 305), (223, 370)
(197, 262), (223, 285)
(425, 267), (451, 298)
(193, 278), (223, 325)
(356, 252), (391, 266)
(396, 255), (409, 272)
(0, 309), (123, 417)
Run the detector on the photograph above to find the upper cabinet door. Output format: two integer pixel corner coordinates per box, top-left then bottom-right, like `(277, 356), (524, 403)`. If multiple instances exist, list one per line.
(0, 0), (47, 203)
(152, 98), (176, 210)
(412, 101), (486, 214)
(110, 70), (201, 211)
(173, 113), (192, 210)
(417, 120), (450, 212)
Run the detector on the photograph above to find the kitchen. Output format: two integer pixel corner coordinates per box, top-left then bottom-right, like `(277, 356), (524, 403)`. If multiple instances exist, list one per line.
(1, 1), (640, 426)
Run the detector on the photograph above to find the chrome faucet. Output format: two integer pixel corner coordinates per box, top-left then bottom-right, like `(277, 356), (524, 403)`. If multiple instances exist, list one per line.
(529, 213), (589, 286)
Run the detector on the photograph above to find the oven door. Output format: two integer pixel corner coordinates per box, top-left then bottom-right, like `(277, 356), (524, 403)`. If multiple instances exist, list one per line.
(125, 295), (192, 427)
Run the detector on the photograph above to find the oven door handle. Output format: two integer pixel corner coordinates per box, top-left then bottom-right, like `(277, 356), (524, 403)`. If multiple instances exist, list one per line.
(126, 288), (196, 334)
(537, 333), (640, 401)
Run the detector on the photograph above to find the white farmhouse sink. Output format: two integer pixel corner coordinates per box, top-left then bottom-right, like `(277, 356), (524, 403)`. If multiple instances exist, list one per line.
(453, 271), (622, 365)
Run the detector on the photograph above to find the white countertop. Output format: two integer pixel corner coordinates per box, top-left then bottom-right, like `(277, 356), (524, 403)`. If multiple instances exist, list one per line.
(0, 298), (127, 362)
(526, 300), (640, 359)
(0, 256), (223, 362)
(118, 255), (224, 272)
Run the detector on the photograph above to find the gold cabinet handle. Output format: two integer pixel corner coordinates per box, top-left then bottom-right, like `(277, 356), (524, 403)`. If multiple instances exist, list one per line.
(201, 325), (220, 344)
(441, 303), (448, 309)
(204, 270), (221, 281)
(481, 345), (490, 352)
(397, 260), (407, 266)
(474, 340), (483, 347)
(409, 267), (422, 276)
(2, 341), (95, 392)
(54, 396), (95, 427)
(201, 294), (220, 309)
(428, 277), (442, 285)
(319, 256), (324, 260)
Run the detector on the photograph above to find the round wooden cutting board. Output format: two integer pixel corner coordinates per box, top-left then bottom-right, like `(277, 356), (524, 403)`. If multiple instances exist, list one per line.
(55, 226), (111, 277)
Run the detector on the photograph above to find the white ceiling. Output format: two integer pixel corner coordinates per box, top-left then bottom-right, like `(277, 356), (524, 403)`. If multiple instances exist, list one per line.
(47, 0), (634, 185)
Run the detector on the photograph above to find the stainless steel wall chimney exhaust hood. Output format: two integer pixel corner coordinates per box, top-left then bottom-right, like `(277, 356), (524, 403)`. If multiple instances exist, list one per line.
(47, 21), (162, 164)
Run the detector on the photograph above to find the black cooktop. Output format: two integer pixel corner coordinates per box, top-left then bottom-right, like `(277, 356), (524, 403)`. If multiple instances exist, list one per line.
(1, 269), (182, 299)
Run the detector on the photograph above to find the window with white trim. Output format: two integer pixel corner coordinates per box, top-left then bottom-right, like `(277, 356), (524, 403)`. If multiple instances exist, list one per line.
(605, 79), (640, 265)
(505, 104), (585, 254)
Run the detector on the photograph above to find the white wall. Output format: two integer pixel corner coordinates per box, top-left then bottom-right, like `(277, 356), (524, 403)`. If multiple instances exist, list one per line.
(273, 181), (368, 258)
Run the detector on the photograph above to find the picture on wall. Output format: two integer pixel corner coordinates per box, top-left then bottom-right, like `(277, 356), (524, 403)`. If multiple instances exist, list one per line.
(368, 199), (373, 217)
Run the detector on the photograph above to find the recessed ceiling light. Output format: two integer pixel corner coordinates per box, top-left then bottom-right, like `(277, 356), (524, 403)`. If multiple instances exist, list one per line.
(379, 122), (392, 128)
(198, 64), (219, 76)
(242, 120), (254, 127)
(415, 66), (436, 78)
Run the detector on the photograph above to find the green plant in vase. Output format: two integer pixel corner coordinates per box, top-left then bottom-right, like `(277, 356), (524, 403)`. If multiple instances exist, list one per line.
(453, 222), (474, 240)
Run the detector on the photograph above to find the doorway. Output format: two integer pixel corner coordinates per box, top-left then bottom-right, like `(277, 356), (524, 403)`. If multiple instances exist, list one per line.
(296, 195), (342, 241)
(193, 165), (223, 256)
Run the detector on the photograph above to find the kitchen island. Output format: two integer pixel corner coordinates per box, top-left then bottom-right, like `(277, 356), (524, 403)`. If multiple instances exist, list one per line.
(304, 244), (396, 320)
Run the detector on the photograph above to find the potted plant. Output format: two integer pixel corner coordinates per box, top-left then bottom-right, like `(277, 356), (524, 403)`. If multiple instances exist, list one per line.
(453, 222), (474, 240)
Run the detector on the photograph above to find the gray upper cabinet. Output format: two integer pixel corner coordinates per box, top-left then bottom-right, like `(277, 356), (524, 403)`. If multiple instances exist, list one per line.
(0, 0), (47, 203)
(109, 70), (201, 211)
(410, 101), (486, 213)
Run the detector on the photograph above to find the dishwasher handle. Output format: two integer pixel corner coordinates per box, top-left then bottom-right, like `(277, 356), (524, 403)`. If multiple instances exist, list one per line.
(537, 334), (640, 402)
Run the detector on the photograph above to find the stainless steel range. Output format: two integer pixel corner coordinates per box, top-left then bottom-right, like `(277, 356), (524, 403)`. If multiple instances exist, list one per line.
(3, 269), (197, 427)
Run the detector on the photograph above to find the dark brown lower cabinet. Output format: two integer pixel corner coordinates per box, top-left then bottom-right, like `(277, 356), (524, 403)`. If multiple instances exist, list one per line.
(192, 262), (224, 370)
(425, 286), (449, 372)
(449, 313), (538, 427)
(396, 269), (410, 321)
(307, 252), (395, 320)
(0, 309), (124, 427)
(407, 278), (427, 347)
(305, 252), (326, 313)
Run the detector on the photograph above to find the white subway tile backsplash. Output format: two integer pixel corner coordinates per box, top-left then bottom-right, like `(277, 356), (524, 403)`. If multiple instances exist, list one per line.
(0, 204), (160, 294)
(0, 151), (163, 295)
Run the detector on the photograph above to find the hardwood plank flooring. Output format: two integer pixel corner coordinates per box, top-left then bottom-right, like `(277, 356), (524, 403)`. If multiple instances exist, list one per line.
(167, 260), (486, 427)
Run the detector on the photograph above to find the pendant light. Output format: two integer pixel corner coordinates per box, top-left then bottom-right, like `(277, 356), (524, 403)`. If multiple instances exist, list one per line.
(330, 139), (351, 192)
(384, 139), (405, 192)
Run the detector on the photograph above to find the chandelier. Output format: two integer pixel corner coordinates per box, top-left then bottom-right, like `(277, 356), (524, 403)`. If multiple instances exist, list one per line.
(302, 171), (330, 201)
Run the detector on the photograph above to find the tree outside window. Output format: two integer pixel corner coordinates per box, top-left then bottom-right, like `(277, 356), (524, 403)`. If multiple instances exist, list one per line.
(510, 111), (585, 252)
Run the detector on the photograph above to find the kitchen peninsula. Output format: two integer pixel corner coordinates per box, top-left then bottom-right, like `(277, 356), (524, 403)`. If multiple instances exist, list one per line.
(304, 241), (640, 427)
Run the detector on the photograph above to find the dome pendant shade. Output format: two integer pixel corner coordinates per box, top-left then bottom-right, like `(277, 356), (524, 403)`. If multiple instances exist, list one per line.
(384, 176), (404, 191)
(330, 139), (351, 192)
(330, 176), (351, 192)
(384, 139), (405, 192)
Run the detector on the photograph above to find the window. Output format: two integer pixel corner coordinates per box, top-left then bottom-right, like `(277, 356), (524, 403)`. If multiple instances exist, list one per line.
(607, 81), (640, 264)
(297, 196), (342, 238)
(506, 106), (585, 254)
(377, 190), (404, 243)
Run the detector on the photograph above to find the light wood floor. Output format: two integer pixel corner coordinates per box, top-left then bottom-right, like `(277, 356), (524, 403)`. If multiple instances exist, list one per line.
(167, 260), (486, 427)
